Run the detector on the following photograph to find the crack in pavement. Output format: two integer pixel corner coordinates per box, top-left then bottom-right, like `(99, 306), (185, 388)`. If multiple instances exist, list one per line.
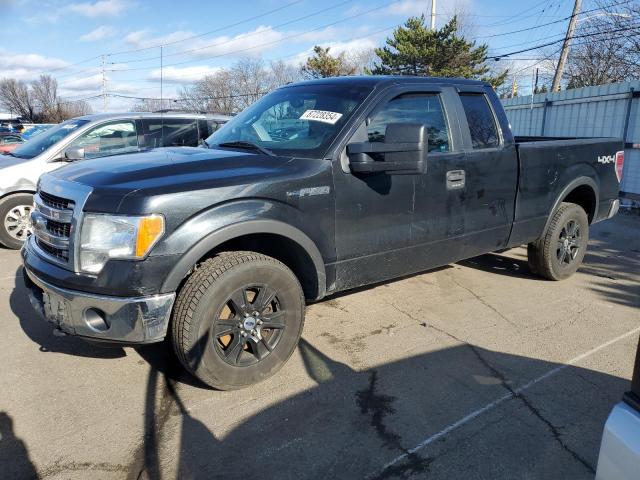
(389, 302), (596, 475)
(446, 273), (519, 328)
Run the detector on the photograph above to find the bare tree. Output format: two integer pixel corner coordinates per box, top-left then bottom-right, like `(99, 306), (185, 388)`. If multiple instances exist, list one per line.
(132, 98), (176, 112)
(230, 58), (272, 110)
(564, 0), (640, 88)
(31, 75), (59, 120)
(268, 60), (301, 89)
(346, 48), (376, 75)
(60, 100), (92, 119)
(178, 70), (236, 114)
(0, 78), (36, 120)
(177, 59), (299, 115)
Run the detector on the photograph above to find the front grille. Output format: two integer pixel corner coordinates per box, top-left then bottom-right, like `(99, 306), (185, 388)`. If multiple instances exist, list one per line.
(37, 240), (69, 261)
(46, 219), (71, 237)
(34, 190), (75, 266)
(39, 190), (72, 210)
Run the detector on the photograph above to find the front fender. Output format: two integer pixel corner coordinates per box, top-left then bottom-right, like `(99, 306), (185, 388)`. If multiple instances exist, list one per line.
(157, 199), (328, 298)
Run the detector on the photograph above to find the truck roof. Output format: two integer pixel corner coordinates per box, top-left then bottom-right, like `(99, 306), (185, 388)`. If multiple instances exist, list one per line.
(71, 112), (232, 122)
(284, 75), (491, 89)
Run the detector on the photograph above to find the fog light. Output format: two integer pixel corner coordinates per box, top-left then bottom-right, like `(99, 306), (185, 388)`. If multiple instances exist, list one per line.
(84, 308), (109, 332)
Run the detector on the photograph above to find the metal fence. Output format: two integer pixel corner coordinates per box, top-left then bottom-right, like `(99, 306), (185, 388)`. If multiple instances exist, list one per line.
(501, 80), (640, 202)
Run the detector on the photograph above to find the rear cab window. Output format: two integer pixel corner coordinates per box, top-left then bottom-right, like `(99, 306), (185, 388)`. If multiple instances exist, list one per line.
(459, 93), (500, 149)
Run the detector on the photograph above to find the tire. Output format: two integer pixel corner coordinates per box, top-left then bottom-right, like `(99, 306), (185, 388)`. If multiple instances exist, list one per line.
(0, 193), (34, 250)
(171, 251), (305, 390)
(527, 202), (589, 281)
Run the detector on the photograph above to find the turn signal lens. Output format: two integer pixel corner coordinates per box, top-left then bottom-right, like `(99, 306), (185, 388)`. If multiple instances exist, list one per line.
(136, 215), (164, 257)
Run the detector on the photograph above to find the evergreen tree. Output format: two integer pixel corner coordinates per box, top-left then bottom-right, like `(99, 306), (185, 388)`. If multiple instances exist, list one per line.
(370, 15), (507, 88)
(301, 46), (356, 79)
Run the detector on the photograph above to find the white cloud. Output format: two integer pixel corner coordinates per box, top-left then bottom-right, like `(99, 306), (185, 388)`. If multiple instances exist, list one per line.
(69, 0), (126, 18)
(80, 25), (117, 42)
(124, 29), (194, 49)
(0, 49), (69, 80)
(125, 25), (285, 60)
(286, 38), (379, 67)
(147, 65), (221, 84)
(59, 74), (103, 91)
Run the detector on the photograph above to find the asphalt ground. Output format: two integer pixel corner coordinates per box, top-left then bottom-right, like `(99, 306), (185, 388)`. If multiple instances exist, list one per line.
(1, 212), (639, 480)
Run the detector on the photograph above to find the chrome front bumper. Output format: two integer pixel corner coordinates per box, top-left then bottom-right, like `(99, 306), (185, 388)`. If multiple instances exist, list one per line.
(24, 268), (175, 344)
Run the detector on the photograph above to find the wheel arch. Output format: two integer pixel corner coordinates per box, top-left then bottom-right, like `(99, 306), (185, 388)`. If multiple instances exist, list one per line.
(162, 220), (327, 301)
(543, 177), (599, 234)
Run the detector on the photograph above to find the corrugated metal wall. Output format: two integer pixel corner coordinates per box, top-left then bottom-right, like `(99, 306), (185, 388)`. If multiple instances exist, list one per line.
(501, 80), (640, 199)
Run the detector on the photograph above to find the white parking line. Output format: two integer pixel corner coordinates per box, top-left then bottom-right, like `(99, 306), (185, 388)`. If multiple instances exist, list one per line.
(378, 326), (640, 474)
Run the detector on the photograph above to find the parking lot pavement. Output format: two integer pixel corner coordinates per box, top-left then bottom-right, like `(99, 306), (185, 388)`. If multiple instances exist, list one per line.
(1, 214), (639, 480)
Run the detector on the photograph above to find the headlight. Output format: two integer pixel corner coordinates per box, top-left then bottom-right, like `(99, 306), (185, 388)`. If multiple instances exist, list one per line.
(79, 214), (164, 274)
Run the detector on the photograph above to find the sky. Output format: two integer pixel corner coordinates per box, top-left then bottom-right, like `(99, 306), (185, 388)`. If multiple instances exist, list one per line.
(0, 0), (600, 112)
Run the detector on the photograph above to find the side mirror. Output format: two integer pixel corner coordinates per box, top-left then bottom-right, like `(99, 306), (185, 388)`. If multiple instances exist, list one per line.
(63, 146), (85, 161)
(346, 123), (427, 175)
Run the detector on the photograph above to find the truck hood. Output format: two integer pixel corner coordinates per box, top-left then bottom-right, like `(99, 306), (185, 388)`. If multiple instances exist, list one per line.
(51, 147), (294, 193)
(47, 147), (309, 214)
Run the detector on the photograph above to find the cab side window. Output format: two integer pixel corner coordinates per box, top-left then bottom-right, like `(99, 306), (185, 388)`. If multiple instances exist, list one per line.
(68, 121), (138, 159)
(141, 119), (198, 148)
(366, 93), (450, 153)
(459, 93), (500, 149)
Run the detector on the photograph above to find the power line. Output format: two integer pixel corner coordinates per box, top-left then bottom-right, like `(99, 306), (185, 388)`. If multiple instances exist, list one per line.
(108, 0), (306, 56)
(477, 0), (633, 39)
(490, 22), (640, 59)
(108, 1), (396, 73)
(110, 0), (354, 65)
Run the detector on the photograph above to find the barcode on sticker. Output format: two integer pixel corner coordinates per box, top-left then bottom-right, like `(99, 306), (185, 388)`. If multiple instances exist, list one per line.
(300, 110), (343, 124)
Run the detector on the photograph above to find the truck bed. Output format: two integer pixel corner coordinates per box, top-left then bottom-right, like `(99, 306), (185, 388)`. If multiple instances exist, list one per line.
(509, 136), (623, 246)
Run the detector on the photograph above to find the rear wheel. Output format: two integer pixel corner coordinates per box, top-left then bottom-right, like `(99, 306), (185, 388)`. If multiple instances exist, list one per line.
(171, 251), (305, 390)
(527, 202), (589, 280)
(0, 193), (34, 249)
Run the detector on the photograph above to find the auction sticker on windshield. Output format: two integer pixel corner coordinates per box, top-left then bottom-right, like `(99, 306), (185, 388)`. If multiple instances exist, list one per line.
(300, 110), (343, 124)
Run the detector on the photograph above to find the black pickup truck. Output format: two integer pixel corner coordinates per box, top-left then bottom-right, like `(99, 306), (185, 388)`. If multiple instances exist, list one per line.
(22, 76), (624, 389)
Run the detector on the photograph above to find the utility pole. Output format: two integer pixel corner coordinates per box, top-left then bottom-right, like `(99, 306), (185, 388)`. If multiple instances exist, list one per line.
(551, 0), (581, 92)
(101, 55), (107, 111)
(430, 0), (437, 30)
(160, 45), (163, 111)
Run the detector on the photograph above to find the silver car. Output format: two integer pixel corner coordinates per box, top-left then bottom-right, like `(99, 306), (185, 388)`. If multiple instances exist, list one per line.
(596, 337), (640, 479)
(0, 112), (230, 249)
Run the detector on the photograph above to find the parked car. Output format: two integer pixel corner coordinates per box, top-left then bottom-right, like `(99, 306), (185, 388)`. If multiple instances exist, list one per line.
(22, 76), (623, 390)
(596, 336), (640, 480)
(21, 124), (55, 140)
(0, 112), (230, 248)
(0, 132), (24, 153)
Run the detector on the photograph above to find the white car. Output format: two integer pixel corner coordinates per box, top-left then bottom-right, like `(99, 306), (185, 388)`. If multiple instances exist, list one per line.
(0, 112), (229, 249)
(596, 339), (640, 479)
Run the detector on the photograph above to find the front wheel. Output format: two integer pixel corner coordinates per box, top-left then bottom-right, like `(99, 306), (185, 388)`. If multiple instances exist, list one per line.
(171, 251), (305, 390)
(527, 202), (589, 281)
(0, 193), (34, 250)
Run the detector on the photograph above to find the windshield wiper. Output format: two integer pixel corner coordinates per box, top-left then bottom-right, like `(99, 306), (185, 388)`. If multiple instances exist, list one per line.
(216, 141), (274, 156)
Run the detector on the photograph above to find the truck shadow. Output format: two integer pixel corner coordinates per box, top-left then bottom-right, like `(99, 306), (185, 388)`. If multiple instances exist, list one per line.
(9, 268), (126, 358)
(126, 337), (634, 480)
(458, 252), (538, 279)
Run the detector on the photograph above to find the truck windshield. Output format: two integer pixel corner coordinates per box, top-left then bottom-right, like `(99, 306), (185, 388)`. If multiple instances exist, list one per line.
(10, 119), (90, 159)
(206, 84), (372, 158)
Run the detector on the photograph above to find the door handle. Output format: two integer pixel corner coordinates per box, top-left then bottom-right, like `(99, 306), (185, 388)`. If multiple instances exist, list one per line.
(446, 169), (466, 189)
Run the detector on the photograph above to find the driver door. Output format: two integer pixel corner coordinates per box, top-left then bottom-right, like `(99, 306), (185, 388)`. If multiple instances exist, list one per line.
(332, 86), (446, 290)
